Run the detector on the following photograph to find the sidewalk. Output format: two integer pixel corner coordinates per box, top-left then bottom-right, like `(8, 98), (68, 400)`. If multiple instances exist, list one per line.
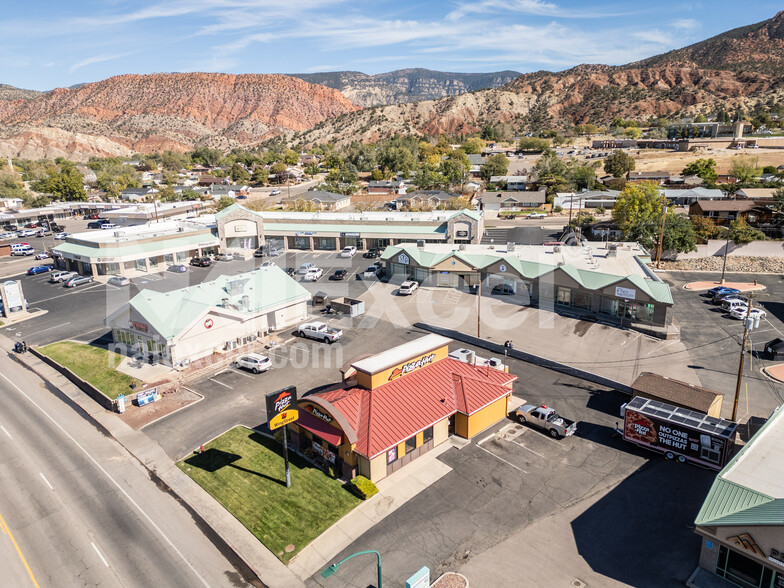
(1, 334), (303, 588)
(288, 441), (454, 580)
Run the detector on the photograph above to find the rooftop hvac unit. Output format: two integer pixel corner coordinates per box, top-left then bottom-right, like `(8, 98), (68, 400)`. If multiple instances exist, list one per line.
(459, 244), (466, 251)
(449, 348), (476, 365)
(417, 240), (425, 249)
(557, 261), (565, 266)
(221, 297), (229, 307)
(553, 245), (561, 253)
(240, 294), (250, 309)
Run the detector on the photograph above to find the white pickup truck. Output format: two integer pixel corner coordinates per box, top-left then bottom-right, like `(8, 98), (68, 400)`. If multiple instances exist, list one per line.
(295, 321), (343, 344)
(512, 404), (577, 438)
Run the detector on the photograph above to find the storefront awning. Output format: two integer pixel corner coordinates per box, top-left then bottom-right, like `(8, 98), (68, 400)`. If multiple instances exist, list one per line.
(296, 410), (343, 446)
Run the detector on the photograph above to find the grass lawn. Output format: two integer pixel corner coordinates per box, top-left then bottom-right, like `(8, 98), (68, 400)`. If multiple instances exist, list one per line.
(177, 426), (360, 564)
(38, 341), (139, 400)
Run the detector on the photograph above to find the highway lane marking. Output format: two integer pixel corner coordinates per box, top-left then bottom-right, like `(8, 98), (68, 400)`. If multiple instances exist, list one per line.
(1, 425), (12, 439)
(209, 378), (233, 390)
(475, 443), (527, 474)
(39, 473), (54, 491)
(0, 510), (41, 588)
(91, 542), (109, 568)
(0, 372), (211, 588)
(20, 323), (72, 338)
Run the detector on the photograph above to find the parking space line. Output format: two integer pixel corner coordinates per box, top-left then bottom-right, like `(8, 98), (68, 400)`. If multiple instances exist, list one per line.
(229, 368), (255, 379)
(511, 438), (546, 458)
(476, 432), (495, 446)
(31, 283), (104, 304)
(209, 378), (233, 390)
(22, 322), (72, 337)
(475, 443), (527, 474)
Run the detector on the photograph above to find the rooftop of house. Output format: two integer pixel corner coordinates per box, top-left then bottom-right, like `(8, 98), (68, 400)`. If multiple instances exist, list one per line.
(631, 372), (722, 414)
(292, 190), (350, 202)
(691, 200), (757, 212)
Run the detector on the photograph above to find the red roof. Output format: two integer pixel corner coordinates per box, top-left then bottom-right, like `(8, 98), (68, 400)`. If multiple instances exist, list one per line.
(315, 358), (516, 459)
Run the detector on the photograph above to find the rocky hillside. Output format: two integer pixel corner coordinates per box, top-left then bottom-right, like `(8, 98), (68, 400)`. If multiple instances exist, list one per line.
(0, 73), (359, 160)
(291, 68), (520, 106)
(297, 12), (784, 145)
(0, 84), (41, 101)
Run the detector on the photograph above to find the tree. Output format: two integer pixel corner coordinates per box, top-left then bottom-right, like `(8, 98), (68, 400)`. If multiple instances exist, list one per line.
(32, 162), (87, 201)
(568, 162), (599, 191)
(440, 150), (470, 186)
(190, 147), (222, 167)
(283, 149), (300, 166)
(480, 124), (496, 141)
(288, 198), (318, 212)
(0, 170), (26, 199)
(604, 150), (635, 178)
(462, 138), (485, 154)
(730, 217), (765, 244)
(229, 163), (250, 183)
(682, 158), (718, 183)
(251, 166), (269, 186)
(480, 153), (509, 181)
(691, 216), (724, 242)
(216, 196), (235, 211)
(160, 150), (189, 171)
(612, 182), (666, 249)
(270, 162), (288, 183)
(772, 186), (784, 213)
(729, 155), (761, 183)
(694, 114), (707, 123)
(533, 150), (569, 194)
(304, 163), (321, 178)
(438, 196), (473, 210)
(517, 137), (550, 153)
(661, 213), (697, 254)
(625, 127), (642, 139)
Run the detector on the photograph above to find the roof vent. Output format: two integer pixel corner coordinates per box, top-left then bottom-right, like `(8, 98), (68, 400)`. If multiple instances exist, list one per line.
(557, 261), (565, 266)
(507, 242), (515, 252)
(417, 240), (425, 249)
(221, 297), (229, 307)
(459, 244), (466, 251)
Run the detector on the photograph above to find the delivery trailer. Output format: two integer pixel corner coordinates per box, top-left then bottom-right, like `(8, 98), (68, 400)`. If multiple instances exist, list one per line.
(622, 396), (737, 470)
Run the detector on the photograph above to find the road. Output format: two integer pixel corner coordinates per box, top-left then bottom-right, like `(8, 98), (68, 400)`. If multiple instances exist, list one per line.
(0, 352), (255, 588)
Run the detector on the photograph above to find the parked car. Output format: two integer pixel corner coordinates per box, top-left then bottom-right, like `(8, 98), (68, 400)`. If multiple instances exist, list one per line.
(215, 252), (234, 261)
(526, 212), (547, 219)
(0, 232), (16, 240)
(27, 265), (53, 275)
(54, 232), (71, 240)
(253, 248), (265, 258)
(231, 353), (271, 374)
(298, 262), (315, 274)
(18, 229), (37, 237)
(100, 223), (118, 230)
(721, 297), (749, 312)
(283, 267), (296, 276)
(36, 229), (52, 237)
(363, 248), (381, 259)
(765, 338), (784, 360)
(261, 261), (276, 268)
(24, 222), (39, 229)
(168, 264), (188, 273)
(34, 252), (50, 260)
(50, 271), (76, 283)
(339, 246), (357, 258)
(303, 267), (323, 281)
(398, 280), (419, 295)
(491, 284), (515, 295)
(713, 291), (743, 305)
(330, 269), (347, 281)
(190, 257), (212, 267)
(512, 404), (577, 438)
(707, 286), (739, 299)
(295, 321), (343, 343)
(87, 221), (105, 229)
(11, 245), (34, 256)
(359, 265), (380, 279)
(107, 275), (131, 287)
(270, 189), (282, 196)
(730, 306), (767, 321)
(64, 275), (93, 288)
(268, 247), (283, 257)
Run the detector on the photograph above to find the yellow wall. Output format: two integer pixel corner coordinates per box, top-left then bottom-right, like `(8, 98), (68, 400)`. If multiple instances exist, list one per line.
(368, 453), (388, 482)
(416, 431), (423, 446)
(432, 257), (474, 272)
(708, 396), (723, 418)
(466, 396), (511, 438)
(455, 413), (469, 438)
(434, 418), (449, 446)
(356, 344), (449, 389)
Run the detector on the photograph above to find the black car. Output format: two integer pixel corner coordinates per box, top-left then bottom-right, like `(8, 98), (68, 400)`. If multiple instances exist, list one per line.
(190, 256), (212, 267)
(491, 284), (515, 295)
(363, 248), (381, 259)
(283, 267), (296, 276)
(253, 248), (265, 258)
(330, 269), (347, 281)
(86, 221), (105, 229)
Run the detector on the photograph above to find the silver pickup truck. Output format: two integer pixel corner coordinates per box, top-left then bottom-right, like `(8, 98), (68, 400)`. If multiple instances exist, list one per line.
(512, 404), (577, 438)
(295, 321), (343, 344)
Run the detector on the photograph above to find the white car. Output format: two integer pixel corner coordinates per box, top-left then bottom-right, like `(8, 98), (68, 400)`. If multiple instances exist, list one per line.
(339, 246), (357, 258)
(730, 307), (767, 321)
(526, 212), (547, 219)
(215, 252), (234, 261)
(270, 189), (282, 196)
(0, 232), (16, 240)
(18, 229), (37, 237)
(399, 280), (419, 295)
(231, 353), (271, 374)
(34, 252), (50, 260)
(298, 262), (315, 274)
(107, 275), (131, 287)
(303, 267), (323, 281)
(261, 261), (276, 267)
(54, 232), (70, 240)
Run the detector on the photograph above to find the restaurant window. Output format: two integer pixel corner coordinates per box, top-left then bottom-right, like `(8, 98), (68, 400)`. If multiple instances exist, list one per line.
(405, 436), (417, 453)
(716, 545), (773, 588)
(422, 426), (434, 444)
(386, 446), (398, 465)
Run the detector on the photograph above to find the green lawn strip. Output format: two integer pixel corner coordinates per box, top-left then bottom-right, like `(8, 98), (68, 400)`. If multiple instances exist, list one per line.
(38, 341), (139, 400)
(177, 426), (360, 564)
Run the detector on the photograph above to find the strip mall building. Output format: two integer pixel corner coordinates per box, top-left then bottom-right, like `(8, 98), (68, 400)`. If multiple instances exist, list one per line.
(290, 334), (518, 482)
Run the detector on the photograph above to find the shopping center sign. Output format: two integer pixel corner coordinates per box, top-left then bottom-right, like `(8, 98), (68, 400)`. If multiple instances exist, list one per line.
(266, 386), (299, 430)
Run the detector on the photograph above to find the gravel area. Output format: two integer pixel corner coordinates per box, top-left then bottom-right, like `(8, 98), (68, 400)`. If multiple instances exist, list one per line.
(660, 256), (784, 273)
(431, 572), (469, 588)
(118, 386), (201, 430)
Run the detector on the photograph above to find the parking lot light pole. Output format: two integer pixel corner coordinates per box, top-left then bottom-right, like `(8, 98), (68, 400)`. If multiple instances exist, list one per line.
(732, 293), (754, 422)
(321, 550), (382, 588)
(720, 228), (731, 284)
(477, 279), (482, 338)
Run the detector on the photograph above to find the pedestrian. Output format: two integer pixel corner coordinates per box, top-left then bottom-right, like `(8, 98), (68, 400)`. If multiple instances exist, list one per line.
(22, 341), (27, 353)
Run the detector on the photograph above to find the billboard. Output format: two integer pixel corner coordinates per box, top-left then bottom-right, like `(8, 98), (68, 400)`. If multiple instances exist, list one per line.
(266, 386), (299, 430)
(2, 280), (24, 313)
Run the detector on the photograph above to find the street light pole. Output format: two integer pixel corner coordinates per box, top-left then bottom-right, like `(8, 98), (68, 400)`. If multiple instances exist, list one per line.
(732, 293), (754, 422)
(321, 550), (382, 588)
(720, 226), (731, 284)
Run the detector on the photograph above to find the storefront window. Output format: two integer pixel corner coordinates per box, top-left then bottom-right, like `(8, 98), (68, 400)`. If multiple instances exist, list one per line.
(716, 545), (773, 588)
(436, 271), (458, 288)
(386, 446), (398, 465)
(572, 291), (591, 310)
(601, 296), (620, 317)
(314, 237), (336, 250)
(423, 426), (433, 444)
(293, 236), (310, 250)
(405, 436), (417, 453)
(556, 287), (571, 306)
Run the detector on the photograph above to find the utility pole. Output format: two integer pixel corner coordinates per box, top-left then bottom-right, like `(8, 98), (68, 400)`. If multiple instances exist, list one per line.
(720, 227), (732, 284)
(656, 198), (667, 269)
(732, 293), (754, 422)
(477, 278), (482, 339)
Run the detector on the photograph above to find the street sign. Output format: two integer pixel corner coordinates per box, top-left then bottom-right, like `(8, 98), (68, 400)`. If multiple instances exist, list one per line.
(266, 386), (298, 430)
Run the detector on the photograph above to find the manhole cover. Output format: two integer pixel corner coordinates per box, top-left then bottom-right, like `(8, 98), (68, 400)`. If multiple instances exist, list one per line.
(285, 544), (295, 553)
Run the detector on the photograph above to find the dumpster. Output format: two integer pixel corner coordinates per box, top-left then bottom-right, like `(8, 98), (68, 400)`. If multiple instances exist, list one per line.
(312, 291), (328, 306)
(331, 296), (365, 317)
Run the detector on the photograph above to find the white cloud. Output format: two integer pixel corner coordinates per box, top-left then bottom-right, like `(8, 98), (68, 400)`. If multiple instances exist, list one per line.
(69, 52), (133, 73)
(672, 18), (699, 30)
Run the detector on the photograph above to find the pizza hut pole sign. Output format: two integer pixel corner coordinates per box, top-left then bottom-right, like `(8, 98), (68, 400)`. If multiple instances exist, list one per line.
(266, 386), (299, 488)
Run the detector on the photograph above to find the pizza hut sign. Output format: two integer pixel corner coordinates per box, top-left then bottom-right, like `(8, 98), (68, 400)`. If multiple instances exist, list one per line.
(388, 352), (436, 381)
(204, 318), (213, 329)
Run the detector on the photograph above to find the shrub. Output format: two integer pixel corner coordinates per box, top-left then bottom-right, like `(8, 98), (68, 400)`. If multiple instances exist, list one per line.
(553, 205), (563, 213)
(348, 475), (379, 500)
(596, 206), (606, 214)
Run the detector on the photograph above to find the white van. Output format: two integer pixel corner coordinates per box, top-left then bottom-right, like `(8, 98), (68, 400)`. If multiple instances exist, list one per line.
(50, 271), (76, 283)
(100, 223), (118, 230)
(724, 299), (748, 314)
(11, 243), (33, 256)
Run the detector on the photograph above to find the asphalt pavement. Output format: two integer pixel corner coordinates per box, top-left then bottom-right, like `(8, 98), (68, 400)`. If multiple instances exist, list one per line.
(0, 351), (256, 588)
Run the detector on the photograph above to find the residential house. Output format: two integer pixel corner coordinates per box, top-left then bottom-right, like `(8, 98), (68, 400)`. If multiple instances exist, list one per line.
(666, 175), (704, 187)
(211, 184), (250, 198)
(489, 175), (528, 191)
(393, 191), (458, 210)
(288, 190), (351, 211)
(737, 188), (778, 200)
(121, 187), (158, 202)
(299, 154), (320, 166)
(198, 175), (230, 186)
(659, 187), (724, 206)
(688, 200), (757, 224)
(628, 171), (671, 185)
(190, 165), (211, 174)
(367, 180), (404, 195)
(554, 190), (621, 210)
(467, 154), (485, 178)
(487, 189), (547, 210)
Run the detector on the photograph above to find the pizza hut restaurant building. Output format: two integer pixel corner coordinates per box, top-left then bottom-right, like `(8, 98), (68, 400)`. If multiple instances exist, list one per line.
(290, 334), (518, 482)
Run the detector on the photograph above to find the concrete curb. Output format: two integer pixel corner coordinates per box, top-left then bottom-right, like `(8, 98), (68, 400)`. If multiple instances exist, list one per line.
(415, 322), (633, 395)
(3, 335), (304, 588)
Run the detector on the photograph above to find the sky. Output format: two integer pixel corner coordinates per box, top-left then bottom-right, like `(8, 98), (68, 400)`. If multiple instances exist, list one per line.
(1, 1), (781, 91)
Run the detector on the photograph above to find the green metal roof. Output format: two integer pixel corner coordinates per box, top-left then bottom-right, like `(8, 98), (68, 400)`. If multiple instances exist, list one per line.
(53, 232), (218, 260)
(695, 407), (784, 527)
(125, 267), (310, 340)
(382, 244), (673, 304)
